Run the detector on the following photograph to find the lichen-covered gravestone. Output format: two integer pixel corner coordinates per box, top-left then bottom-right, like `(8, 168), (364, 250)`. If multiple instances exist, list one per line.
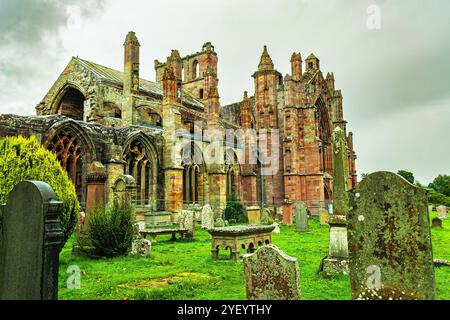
(348, 172), (436, 300)
(179, 210), (195, 237)
(0, 181), (63, 300)
(295, 202), (310, 232)
(201, 205), (214, 230)
(320, 209), (330, 226)
(243, 245), (301, 300)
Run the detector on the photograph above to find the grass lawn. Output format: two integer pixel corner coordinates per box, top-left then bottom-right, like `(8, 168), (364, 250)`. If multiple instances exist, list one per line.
(58, 212), (450, 300)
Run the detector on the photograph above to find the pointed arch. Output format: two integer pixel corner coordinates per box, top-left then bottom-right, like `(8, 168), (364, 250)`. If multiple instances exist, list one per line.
(181, 142), (207, 206)
(44, 120), (96, 204)
(50, 82), (88, 119)
(123, 131), (159, 207)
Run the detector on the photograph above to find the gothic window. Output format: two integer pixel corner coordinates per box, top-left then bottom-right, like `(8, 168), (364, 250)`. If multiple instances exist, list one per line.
(182, 143), (204, 205)
(193, 60), (199, 79)
(46, 128), (84, 200)
(124, 140), (155, 206)
(199, 89), (204, 99)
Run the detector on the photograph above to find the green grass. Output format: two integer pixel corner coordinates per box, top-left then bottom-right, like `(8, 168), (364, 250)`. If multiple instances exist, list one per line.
(58, 214), (450, 300)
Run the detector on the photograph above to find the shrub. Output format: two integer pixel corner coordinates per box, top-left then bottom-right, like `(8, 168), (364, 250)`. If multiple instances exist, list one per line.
(429, 174), (450, 197)
(222, 193), (247, 224)
(427, 188), (450, 207)
(86, 200), (136, 258)
(0, 135), (79, 248)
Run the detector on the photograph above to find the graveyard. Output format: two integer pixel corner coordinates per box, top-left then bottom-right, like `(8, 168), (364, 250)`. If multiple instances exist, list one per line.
(0, 2), (449, 304)
(56, 212), (450, 300)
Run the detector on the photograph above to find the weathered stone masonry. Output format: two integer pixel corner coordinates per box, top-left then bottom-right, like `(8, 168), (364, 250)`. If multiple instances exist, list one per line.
(0, 31), (357, 217)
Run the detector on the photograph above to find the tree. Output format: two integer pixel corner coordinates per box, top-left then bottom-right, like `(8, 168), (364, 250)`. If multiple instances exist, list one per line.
(397, 170), (415, 184)
(0, 136), (79, 248)
(429, 174), (450, 197)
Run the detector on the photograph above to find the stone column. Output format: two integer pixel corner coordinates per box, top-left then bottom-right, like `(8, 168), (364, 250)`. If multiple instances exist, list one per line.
(321, 127), (350, 275)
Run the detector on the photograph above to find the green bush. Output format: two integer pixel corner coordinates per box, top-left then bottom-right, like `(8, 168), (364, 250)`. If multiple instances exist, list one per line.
(427, 188), (450, 207)
(222, 193), (247, 224)
(0, 135), (79, 248)
(429, 174), (450, 197)
(86, 200), (136, 258)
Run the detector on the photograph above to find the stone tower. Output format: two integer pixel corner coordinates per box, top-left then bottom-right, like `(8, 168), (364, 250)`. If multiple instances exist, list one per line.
(155, 42), (219, 101)
(252, 46), (284, 207)
(123, 31), (140, 124)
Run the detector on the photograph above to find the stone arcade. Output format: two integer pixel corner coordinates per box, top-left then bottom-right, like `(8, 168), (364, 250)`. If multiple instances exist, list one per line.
(0, 31), (357, 219)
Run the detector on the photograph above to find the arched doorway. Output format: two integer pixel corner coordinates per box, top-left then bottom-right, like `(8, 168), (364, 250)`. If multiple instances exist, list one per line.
(56, 87), (86, 121)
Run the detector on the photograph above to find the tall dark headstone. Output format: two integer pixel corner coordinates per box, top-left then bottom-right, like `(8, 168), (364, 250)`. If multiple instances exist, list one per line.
(0, 181), (63, 300)
(322, 127), (349, 274)
(348, 172), (436, 300)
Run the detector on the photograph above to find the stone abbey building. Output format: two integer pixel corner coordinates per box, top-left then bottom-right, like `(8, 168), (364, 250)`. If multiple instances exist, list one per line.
(0, 32), (357, 219)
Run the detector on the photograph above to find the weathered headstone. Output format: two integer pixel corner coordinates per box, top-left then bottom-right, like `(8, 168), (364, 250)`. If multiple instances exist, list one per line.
(432, 217), (443, 229)
(179, 210), (195, 237)
(295, 202), (310, 232)
(215, 217), (225, 228)
(272, 222), (281, 234)
(321, 215), (349, 274)
(261, 208), (274, 225)
(201, 205), (214, 230)
(348, 172), (436, 300)
(111, 175), (137, 204)
(0, 181), (63, 300)
(243, 245), (301, 300)
(437, 205), (447, 219)
(320, 209), (330, 226)
(321, 127), (349, 275)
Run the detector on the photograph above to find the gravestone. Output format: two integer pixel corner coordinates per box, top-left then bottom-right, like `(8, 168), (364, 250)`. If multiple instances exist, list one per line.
(179, 210), (195, 237)
(322, 127), (349, 275)
(320, 209), (330, 226)
(348, 172), (436, 300)
(272, 222), (281, 234)
(322, 215), (349, 275)
(201, 205), (214, 230)
(215, 217), (225, 228)
(243, 245), (301, 300)
(437, 205), (447, 219)
(432, 217), (443, 229)
(0, 181), (63, 300)
(295, 202), (310, 232)
(111, 175), (137, 204)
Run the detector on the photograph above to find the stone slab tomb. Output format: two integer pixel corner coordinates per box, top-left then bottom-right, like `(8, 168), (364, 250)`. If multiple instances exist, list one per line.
(0, 181), (63, 300)
(348, 172), (436, 300)
(243, 245), (300, 300)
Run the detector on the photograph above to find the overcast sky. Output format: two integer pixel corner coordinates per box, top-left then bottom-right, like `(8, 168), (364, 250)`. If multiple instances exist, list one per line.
(0, 0), (448, 184)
